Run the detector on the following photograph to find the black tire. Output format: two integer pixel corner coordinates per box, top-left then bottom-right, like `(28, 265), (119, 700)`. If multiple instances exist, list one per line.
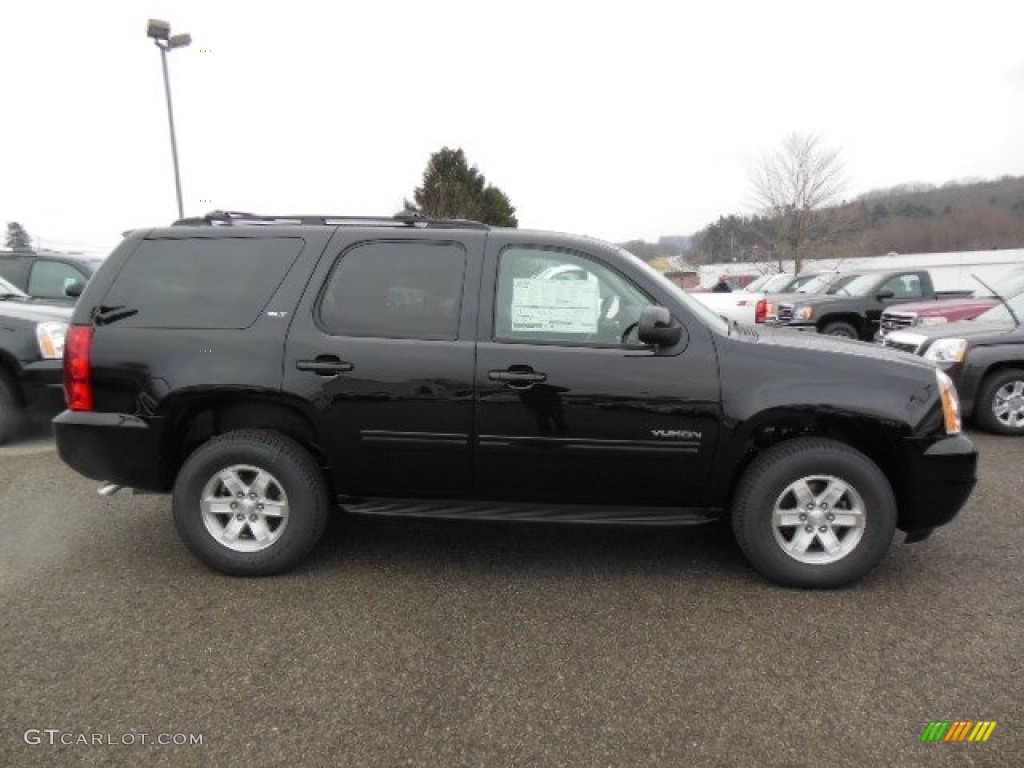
(173, 429), (330, 576)
(0, 369), (25, 446)
(820, 321), (858, 339)
(731, 437), (896, 588)
(974, 368), (1024, 435)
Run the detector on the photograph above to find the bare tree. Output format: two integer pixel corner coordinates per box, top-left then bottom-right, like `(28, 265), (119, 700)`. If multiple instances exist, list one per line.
(749, 133), (847, 273)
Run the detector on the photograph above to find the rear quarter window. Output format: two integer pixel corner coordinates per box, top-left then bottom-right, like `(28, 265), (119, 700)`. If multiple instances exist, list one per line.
(102, 237), (303, 329)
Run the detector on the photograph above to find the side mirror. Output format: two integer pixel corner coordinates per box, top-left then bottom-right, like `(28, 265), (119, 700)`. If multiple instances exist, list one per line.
(64, 279), (84, 298)
(875, 289), (895, 300)
(638, 306), (682, 347)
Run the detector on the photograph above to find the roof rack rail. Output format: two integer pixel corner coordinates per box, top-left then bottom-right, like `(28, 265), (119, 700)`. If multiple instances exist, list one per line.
(172, 210), (490, 230)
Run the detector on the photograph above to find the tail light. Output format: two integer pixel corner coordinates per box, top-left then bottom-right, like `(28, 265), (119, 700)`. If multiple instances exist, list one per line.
(64, 325), (94, 411)
(755, 298), (767, 323)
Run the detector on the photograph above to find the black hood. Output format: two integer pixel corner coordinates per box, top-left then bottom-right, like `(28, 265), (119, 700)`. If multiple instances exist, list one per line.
(0, 300), (73, 323)
(888, 318), (1022, 347)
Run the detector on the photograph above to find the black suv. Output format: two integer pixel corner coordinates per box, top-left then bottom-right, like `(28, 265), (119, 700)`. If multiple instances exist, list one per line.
(54, 212), (978, 587)
(0, 280), (70, 443)
(0, 249), (102, 304)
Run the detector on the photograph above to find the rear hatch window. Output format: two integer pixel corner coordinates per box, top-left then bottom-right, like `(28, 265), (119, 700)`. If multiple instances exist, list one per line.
(102, 237), (303, 328)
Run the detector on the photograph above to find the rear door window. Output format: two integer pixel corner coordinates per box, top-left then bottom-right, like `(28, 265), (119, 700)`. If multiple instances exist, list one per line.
(103, 237), (303, 328)
(317, 240), (466, 340)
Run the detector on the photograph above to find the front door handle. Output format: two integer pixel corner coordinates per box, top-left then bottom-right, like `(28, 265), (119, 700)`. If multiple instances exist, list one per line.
(296, 356), (354, 376)
(488, 367), (548, 388)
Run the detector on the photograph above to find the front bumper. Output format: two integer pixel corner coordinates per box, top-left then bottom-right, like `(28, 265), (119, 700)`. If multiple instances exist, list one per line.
(898, 434), (977, 538)
(767, 321), (816, 333)
(54, 410), (171, 492)
(18, 359), (64, 408)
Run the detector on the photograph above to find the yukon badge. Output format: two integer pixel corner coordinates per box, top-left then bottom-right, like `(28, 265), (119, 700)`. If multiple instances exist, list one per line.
(651, 429), (702, 440)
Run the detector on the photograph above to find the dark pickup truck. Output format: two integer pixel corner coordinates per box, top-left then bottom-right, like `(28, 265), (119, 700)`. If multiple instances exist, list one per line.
(0, 284), (70, 442)
(769, 269), (972, 340)
(54, 211), (977, 588)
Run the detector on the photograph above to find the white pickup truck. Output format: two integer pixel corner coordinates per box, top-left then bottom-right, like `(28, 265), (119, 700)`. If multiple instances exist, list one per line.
(689, 289), (765, 324)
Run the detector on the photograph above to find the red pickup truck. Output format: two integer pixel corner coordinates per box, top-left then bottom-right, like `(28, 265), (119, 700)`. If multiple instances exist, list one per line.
(875, 267), (1024, 342)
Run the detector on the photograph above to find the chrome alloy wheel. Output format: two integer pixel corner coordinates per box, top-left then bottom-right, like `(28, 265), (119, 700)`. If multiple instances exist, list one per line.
(771, 475), (866, 564)
(200, 465), (289, 552)
(992, 380), (1024, 429)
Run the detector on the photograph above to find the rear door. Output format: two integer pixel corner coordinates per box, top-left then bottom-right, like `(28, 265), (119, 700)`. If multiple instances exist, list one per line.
(283, 232), (484, 500)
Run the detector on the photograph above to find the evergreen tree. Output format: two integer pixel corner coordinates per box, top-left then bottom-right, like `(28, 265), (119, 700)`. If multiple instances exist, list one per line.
(5, 222), (32, 250)
(406, 147), (518, 227)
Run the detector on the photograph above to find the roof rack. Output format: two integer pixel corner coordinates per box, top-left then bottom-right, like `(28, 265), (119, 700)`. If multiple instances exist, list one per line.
(172, 210), (490, 230)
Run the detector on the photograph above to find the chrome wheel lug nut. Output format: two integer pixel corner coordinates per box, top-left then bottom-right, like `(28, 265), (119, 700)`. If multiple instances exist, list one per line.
(249, 514), (258, 522)
(819, 525), (827, 533)
(230, 502), (237, 509)
(799, 513), (807, 521)
(805, 525), (813, 533)
(257, 503), (264, 511)
(826, 513), (835, 522)
(235, 513), (244, 521)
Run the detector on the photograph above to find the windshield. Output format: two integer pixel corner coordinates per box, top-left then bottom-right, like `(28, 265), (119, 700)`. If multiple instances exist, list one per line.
(796, 273), (841, 293)
(759, 273), (797, 292)
(832, 273), (890, 297)
(0, 275), (29, 298)
(976, 292), (1024, 324)
(977, 270), (1024, 299)
(617, 247), (730, 334)
(743, 274), (773, 292)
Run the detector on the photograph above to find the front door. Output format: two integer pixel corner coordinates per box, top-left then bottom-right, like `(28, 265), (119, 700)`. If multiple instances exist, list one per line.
(473, 241), (720, 508)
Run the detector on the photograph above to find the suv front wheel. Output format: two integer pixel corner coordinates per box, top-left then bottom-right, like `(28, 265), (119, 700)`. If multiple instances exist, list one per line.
(173, 430), (329, 576)
(731, 437), (896, 588)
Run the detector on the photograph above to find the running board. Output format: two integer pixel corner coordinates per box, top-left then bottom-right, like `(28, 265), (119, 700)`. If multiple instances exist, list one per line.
(339, 497), (721, 526)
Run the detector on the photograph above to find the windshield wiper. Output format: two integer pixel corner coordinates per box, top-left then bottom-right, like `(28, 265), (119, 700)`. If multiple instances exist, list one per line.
(91, 305), (139, 326)
(972, 273), (1022, 327)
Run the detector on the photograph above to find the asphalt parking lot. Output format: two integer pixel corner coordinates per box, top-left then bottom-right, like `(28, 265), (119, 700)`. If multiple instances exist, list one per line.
(1, 408), (1021, 767)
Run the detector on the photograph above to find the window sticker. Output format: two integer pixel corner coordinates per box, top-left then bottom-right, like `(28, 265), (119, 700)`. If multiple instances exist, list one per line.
(510, 277), (600, 333)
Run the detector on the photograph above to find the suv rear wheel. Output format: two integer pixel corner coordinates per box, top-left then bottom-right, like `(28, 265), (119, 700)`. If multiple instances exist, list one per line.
(173, 430), (329, 576)
(731, 437), (896, 588)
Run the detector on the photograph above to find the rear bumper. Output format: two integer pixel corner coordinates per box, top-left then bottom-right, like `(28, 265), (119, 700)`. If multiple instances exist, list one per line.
(898, 434), (977, 537)
(54, 410), (170, 492)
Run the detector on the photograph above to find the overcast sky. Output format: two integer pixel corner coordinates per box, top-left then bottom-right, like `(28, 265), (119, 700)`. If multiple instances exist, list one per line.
(2, 0), (1023, 255)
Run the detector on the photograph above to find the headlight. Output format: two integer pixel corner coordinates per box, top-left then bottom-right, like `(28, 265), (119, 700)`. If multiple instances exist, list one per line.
(936, 369), (962, 435)
(923, 338), (968, 363)
(917, 316), (949, 326)
(794, 306), (814, 321)
(36, 322), (68, 359)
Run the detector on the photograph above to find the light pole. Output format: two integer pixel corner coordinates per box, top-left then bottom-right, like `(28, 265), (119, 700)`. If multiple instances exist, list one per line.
(147, 19), (191, 220)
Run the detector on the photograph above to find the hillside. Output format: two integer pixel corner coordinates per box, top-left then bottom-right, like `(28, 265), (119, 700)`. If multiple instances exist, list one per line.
(627, 176), (1024, 266)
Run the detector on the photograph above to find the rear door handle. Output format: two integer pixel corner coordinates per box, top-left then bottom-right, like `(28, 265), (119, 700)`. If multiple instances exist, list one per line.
(296, 357), (354, 376)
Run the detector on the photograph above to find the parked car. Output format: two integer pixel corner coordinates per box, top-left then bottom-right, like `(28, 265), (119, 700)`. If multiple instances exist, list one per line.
(769, 269), (972, 340)
(0, 250), (102, 304)
(54, 210), (976, 587)
(882, 293), (1024, 435)
(875, 266), (1024, 342)
(745, 272), (833, 295)
(0, 297), (70, 443)
(762, 272), (864, 322)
